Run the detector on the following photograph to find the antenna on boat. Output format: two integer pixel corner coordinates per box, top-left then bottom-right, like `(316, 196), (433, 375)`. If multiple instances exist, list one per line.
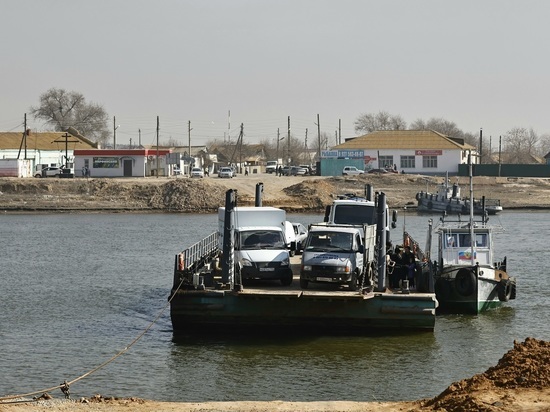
(468, 151), (476, 266)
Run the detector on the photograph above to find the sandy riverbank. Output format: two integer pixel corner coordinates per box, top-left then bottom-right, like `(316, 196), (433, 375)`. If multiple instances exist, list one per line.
(1, 173), (550, 213)
(1, 338), (548, 411)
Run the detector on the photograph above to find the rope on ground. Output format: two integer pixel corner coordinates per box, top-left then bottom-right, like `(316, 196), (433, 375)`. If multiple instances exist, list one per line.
(0, 277), (186, 403)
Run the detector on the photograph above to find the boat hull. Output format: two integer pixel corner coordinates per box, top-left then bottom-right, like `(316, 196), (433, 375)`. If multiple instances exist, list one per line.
(170, 288), (438, 334)
(417, 197), (502, 215)
(434, 268), (513, 314)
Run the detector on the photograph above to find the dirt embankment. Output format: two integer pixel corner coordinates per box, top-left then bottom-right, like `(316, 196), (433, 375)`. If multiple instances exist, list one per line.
(1, 338), (548, 411)
(1, 174), (550, 213)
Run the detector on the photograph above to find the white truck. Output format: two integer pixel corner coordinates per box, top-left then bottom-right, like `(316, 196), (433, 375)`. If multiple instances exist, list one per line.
(300, 223), (376, 290)
(265, 160), (281, 174)
(324, 192), (396, 243)
(218, 206), (294, 286)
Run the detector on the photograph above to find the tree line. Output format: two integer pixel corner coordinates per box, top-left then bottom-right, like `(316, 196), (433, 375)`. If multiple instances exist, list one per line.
(28, 88), (549, 164)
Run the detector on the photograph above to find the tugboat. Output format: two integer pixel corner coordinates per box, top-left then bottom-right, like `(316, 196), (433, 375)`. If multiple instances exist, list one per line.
(416, 176), (503, 215)
(428, 155), (516, 314)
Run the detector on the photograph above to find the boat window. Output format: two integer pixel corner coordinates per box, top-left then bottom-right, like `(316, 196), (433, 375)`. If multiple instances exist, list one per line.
(475, 234), (487, 247)
(445, 234), (457, 248)
(459, 234), (472, 247)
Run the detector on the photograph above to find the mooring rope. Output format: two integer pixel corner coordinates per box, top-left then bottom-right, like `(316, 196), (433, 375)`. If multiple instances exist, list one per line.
(0, 277), (185, 403)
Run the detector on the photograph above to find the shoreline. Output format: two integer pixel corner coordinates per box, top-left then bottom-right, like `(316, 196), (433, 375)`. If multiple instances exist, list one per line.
(1, 174), (550, 213)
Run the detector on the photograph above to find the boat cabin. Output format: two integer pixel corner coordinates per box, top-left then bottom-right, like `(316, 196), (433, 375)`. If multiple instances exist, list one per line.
(439, 227), (493, 268)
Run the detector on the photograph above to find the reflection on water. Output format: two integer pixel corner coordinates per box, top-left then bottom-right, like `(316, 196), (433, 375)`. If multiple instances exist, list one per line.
(0, 212), (548, 402)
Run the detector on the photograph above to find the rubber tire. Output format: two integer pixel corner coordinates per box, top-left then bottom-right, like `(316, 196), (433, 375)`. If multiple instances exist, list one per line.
(455, 269), (476, 296)
(349, 271), (359, 291)
(497, 279), (512, 302)
(280, 274), (293, 286)
(299, 278), (309, 289)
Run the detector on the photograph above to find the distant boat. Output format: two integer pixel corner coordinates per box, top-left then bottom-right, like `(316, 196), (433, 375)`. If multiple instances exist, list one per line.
(427, 156), (516, 314)
(416, 177), (503, 215)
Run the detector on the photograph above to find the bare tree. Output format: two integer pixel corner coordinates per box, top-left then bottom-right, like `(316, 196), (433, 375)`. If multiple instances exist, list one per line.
(354, 111), (407, 134)
(503, 127), (536, 163)
(30, 88), (110, 144)
(410, 117), (463, 137)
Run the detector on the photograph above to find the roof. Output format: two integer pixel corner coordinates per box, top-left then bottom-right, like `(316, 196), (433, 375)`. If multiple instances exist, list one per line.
(0, 130), (97, 150)
(74, 149), (171, 156)
(334, 130), (476, 151)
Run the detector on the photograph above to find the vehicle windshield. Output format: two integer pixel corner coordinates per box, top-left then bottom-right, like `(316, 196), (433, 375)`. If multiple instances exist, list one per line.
(305, 231), (353, 252)
(333, 204), (376, 225)
(239, 230), (285, 250)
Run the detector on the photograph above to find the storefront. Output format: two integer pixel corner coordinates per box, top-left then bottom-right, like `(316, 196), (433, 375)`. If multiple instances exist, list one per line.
(74, 149), (172, 177)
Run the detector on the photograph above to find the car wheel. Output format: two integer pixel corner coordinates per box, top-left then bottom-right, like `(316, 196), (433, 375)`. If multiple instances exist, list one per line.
(349, 271), (359, 291)
(280, 274), (293, 286)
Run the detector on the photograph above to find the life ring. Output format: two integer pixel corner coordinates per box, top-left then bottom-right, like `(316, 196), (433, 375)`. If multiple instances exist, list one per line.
(454, 268), (476, 296)
(427, 201), (433, 210)
(497, 279), (513, 302)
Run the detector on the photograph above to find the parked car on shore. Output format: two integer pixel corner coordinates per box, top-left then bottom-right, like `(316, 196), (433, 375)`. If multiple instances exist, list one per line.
(34, 167), (62, 178)
(218, 167), (234, 178)
(342, 166), (364, 176)
(190, 167), (204, 178)
(290, 166), (308, 176)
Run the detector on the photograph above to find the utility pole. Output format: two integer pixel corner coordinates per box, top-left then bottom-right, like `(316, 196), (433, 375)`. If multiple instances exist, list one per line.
(276, 128), (280, 163)
(24, 113), (27, 159)
(227, 110), (231, 144)
(156, 116), (160, 178)
(287, 116), (291, 166)
(53, 132), (80, 169)
(113, 116), (116, 149)
(188, 120), (193, 174)
(17, 113), (28, 160)
(138, 129), (142, 147)
(316, 114), (321, 159)
(338, 118), (341, 145)
(479, 128), (483, 164)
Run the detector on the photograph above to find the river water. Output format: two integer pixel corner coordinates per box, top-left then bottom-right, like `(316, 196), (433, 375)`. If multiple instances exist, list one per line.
(0, 211), (548, 402)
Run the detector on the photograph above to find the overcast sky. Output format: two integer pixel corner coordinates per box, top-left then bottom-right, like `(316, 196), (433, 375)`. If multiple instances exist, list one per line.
(2, 0), (549, 147)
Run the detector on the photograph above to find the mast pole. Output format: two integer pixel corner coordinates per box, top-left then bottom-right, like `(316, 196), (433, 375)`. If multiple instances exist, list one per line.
(468, 151), (475, 266)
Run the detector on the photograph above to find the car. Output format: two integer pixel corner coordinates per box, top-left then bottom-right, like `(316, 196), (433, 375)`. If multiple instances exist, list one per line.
(265, 161), (279, 174)
(367, 168), (389, 174)
(290, 166), (307, 176)
(34, 167), (62, 178)
(218, 167), (234, 178)
(342, 166), (364, 176)
(173, 166), (182, 175)
(280, 166), (291, 176)
(190, 167), (204, 178)
(291, 222), (308, 253)
(298, 165), (312, 175)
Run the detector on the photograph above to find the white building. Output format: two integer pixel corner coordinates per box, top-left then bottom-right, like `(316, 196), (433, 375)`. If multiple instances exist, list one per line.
(330, 130), (477, 175)
(74, 148), (172, 177)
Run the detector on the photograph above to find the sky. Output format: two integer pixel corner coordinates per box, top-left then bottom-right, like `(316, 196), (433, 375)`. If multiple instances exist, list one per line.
(2, 0), (550, 148)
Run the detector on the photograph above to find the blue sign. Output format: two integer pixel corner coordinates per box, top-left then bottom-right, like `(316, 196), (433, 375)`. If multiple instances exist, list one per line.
(321, 150), (364, 159)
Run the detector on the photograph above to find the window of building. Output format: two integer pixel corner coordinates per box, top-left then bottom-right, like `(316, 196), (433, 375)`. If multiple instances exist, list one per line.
(379, 156), (394, 168)
(422, 156), (438, 168)
(400, 155), (415, 169)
